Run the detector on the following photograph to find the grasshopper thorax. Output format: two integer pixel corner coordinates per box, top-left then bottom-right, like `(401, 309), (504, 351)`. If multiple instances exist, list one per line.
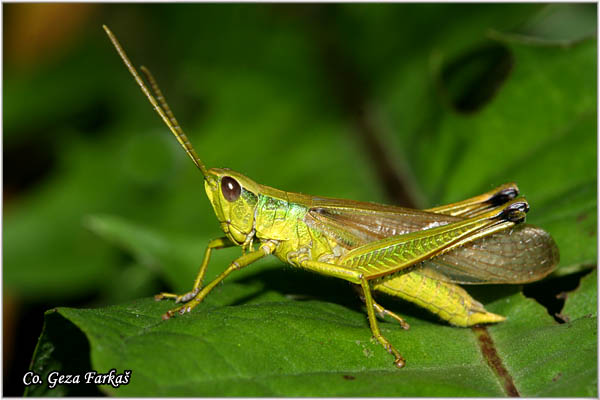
(205, 168), (260, 245)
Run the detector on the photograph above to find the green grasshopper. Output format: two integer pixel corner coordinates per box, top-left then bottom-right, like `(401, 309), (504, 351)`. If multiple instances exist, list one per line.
(104, 26), (559, 368)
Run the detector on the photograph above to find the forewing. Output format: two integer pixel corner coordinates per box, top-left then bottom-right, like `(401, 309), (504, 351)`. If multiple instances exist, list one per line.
(306, 197), (460, 249)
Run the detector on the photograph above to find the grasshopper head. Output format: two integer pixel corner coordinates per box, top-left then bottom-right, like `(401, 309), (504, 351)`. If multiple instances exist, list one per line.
(205, 168), (260, 245)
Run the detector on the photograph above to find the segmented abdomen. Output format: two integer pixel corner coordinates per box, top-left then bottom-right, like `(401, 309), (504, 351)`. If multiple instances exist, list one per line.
(373, 269), (505, 326)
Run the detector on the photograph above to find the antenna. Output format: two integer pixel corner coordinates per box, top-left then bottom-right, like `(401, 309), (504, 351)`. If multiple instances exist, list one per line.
(102, 25), (209, 177)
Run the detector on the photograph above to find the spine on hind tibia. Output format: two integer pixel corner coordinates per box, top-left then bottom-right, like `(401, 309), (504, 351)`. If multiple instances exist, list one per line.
(372, 269), (505, 327)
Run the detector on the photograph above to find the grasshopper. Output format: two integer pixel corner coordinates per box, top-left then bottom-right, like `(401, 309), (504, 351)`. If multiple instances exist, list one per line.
(104, 26), (559, 368)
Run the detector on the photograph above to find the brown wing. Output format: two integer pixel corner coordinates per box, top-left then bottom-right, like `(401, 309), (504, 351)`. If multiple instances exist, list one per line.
(305, 197), (461, 249)
(420, 224), (559, 284)
(305, 199), (559, 284)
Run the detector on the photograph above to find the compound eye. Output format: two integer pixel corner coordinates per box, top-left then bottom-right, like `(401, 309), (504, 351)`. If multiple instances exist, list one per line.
(221, 176), (241, 202)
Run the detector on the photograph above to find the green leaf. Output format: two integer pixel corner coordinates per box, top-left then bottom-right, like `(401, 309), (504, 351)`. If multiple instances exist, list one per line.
(561, 269), (598, 322)
(486, 290), (597, 396)
(31, 282), (596, 396)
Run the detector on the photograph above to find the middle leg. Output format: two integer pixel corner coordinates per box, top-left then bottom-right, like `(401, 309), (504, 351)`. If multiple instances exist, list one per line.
(360, 277), (406, 368)
(299, 259), (407, 368)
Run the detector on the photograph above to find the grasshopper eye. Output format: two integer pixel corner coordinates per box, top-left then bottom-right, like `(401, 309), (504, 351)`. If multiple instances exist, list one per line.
(221, 176), (241, 202)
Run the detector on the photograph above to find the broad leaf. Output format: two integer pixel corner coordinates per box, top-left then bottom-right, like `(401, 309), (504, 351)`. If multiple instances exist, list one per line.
(29, 277), (595, 396)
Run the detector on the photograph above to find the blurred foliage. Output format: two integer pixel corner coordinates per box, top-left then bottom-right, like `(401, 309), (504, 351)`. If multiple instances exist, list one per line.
(3, 3), (596, 396)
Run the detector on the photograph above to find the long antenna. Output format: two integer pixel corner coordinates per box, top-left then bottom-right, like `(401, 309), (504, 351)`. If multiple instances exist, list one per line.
(102, 25), (209, 177)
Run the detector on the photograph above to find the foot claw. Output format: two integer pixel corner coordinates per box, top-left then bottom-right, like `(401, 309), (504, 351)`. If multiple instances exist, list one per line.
(155, 287), (201, 304)
(394, 358), (406, 369)
(178, 306), (191, 315)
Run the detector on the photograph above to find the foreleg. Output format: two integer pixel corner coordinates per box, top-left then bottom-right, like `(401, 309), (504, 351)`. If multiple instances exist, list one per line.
(155, 236), (234, 303)
(162, 241), (275, 319)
